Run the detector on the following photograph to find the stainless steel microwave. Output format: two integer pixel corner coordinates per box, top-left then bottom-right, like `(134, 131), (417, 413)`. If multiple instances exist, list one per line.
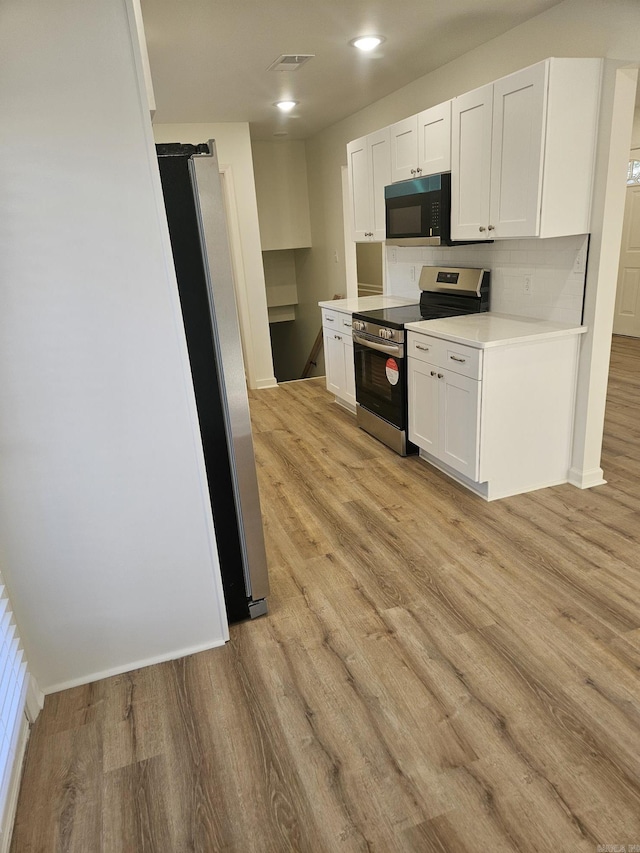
(385, 172), (456, 246)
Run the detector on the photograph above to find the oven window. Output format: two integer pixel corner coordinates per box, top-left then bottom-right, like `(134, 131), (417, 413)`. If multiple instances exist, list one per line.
(366, 352), (394, 400)
(354, 343), (405, 429)
(389, 204), (421, 236)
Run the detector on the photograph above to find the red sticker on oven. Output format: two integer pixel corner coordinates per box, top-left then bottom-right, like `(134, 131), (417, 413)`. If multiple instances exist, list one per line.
(385, 358), (399, 385)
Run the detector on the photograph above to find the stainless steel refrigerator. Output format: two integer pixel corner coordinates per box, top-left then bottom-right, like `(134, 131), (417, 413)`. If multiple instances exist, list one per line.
(156, 141), (269, 623)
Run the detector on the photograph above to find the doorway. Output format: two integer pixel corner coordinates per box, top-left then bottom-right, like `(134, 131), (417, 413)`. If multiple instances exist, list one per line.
(613, 147), (640, 337)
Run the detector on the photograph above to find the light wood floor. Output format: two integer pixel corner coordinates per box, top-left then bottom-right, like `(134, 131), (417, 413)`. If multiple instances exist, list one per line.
(11, 335), (640, 852)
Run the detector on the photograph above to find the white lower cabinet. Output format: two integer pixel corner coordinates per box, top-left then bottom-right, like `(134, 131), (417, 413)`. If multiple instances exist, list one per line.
(407, 326), (584, 500)
(322, 308), (355, 411)
(439, 369), (481, 480)
(408, 360), (438, 454)
(409, 358), (480, 480)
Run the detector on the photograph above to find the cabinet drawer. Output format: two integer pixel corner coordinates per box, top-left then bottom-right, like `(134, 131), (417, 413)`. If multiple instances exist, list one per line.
(441, 342), (482, 379)
(322, 308), (350, 330)
(408, 332), (482, 378)
(408, 333), (443, 365)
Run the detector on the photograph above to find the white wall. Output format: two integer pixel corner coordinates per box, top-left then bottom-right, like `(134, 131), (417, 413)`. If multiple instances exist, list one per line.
(153, 123), (277, 390)
(252, 141), (312, 251)
(0, 0), (229, 692)
(262, 250), (299, 309)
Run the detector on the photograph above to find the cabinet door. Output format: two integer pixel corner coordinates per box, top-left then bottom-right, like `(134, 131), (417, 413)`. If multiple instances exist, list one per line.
(390, 115), (418, 183)
(408, 358), (439, 454)
(342, 337), (356, 408)
(346, 136), (371, 241)
(438, 370), (481, 480)
(451, 85), (493, 241)
(490, 63), (547, 238)
(417, 101), (451, 176)
(324, 329), (346, 396)
(368, 127), (391, 241)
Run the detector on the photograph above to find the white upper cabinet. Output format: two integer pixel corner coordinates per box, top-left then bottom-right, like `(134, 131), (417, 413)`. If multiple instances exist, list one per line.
(450, 84), (493, 240)
(369, 129), (391, 241)
(390, 116), (419, 183)
(347, 136), (369, 241)
(451, 58), (602, 241)
(390, 102), (452, 183)
(346, 58), (601, 246)
(418, 101), (452, 177)
(490, 63), (547, 239)
(346, 127), (391, 242)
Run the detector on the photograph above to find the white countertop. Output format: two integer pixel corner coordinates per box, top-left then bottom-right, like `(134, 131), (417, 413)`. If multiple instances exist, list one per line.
(405, 312), (587, 348)
(318, 295), (417, 312)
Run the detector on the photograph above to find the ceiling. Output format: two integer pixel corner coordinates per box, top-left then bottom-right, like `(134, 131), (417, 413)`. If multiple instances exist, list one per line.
(141, 0), (567, 140)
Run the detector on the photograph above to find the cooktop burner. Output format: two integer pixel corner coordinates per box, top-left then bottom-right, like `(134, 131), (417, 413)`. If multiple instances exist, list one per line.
(352, 267), (491, 332)
(352, 304), (422, 330)
(352, 302), (483, 329)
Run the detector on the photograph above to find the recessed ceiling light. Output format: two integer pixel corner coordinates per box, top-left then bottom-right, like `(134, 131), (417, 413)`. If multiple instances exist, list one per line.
(350, 35), (385, 52)
(274, 100), (298, 112)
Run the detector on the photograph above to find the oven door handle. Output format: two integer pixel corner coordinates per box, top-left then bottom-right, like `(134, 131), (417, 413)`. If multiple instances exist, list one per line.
(353, 332), (402, 356)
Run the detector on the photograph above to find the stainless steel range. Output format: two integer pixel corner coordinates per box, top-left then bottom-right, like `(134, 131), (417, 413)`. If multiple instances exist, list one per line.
(352, 266), (490, 456)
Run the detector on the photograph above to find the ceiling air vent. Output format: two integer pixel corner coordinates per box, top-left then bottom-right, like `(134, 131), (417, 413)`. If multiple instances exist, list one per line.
(267, 54), (315, 73)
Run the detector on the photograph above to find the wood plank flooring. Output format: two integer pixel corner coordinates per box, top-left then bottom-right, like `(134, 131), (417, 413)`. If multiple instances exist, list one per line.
(11, 335), (640, 852)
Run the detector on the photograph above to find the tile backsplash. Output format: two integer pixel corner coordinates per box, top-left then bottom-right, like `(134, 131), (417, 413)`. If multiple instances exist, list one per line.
(385, 235), (589, 324)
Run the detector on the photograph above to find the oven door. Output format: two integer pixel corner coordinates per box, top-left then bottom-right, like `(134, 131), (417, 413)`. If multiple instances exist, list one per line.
(353, 333), (406, 429)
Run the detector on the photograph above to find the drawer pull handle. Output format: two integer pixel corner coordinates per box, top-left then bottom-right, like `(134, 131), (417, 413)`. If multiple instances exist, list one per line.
(344, 323), (352, 328)
(430, 371), (436, 377)
(416, 344), (430, 351)
(334, 335), (342, 341)
(437, 373), (443, 379)
(326, 317), (335, 322)
(450, 355), (466, 363)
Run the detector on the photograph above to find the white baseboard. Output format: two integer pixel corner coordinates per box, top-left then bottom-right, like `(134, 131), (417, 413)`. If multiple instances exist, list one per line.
(568, 466), (607, 489)
(334, 398), (356, 414)
(417, 450), (489, 499)
(25, 676), (44, 724)
(253, 376), (277, 390)
(418, 451), (586, 501)
(41, 637), (227, 695)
